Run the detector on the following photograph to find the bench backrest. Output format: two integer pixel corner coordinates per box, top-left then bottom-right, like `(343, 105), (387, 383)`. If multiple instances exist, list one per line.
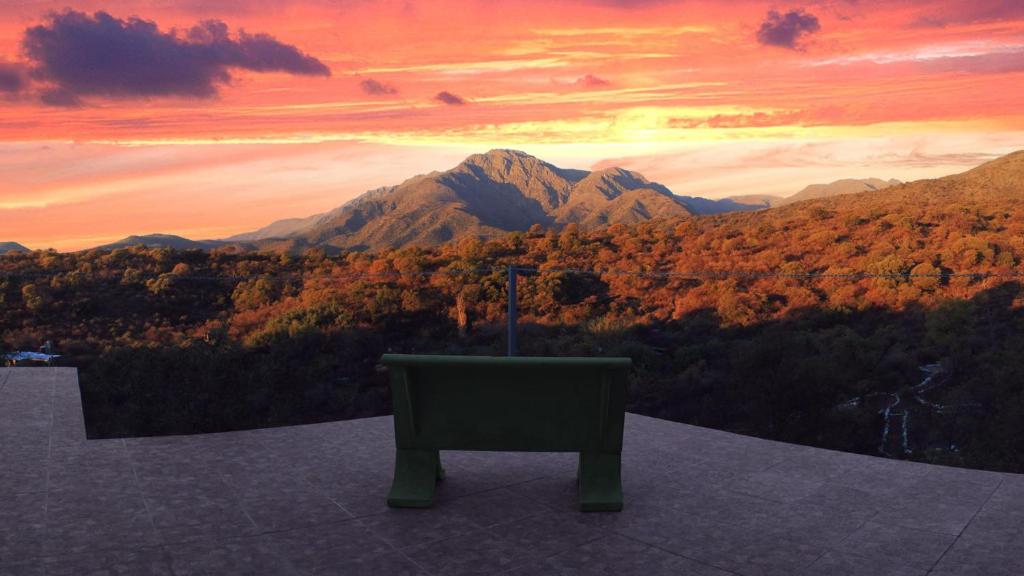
(381, 354), (630, 453)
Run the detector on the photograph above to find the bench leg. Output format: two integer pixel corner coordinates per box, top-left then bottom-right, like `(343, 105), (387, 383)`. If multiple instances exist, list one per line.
(387, 449), (444, 508)
(577, 452), (623, 512)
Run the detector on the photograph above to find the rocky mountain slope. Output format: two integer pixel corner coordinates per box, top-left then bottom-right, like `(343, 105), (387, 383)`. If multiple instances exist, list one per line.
(237, 150), (700, 251)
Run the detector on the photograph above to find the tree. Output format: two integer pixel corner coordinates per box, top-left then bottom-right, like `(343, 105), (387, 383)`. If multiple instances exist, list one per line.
(232, 279), (276, 311)
(21, 283), (49, 312)
(911, 261), (940, 291)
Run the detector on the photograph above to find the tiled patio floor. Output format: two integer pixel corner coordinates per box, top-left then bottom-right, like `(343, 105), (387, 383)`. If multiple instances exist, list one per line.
(0, 367), (1020, 575)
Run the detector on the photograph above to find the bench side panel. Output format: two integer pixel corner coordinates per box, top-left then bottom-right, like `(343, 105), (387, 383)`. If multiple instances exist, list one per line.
(389, 365), (418, 449)
(599, 367), (628, 454)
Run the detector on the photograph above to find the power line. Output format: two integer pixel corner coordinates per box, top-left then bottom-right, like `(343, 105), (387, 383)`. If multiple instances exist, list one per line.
(0, 267), (504, 283)
(507, 267), (1023, 280)
(2, 266), (1022, 283)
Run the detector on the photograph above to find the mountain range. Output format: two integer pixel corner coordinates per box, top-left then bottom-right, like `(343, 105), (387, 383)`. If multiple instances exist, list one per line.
(20, 149), (989, 254)
(205, 149), (901, 253)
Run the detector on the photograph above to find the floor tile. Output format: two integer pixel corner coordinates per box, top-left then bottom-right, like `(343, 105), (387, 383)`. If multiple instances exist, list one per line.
(835, 521), (956, 571)
(44, 547), (175, 576)
(44, 486), (160, 556)
(507, 534), (732, 576)
(801, 550), (927, 576)
(0, 492), (46, 560)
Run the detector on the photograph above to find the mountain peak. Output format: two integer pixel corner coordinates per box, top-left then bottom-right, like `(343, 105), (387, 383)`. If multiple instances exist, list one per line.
(96, 234), (222, 251)
(0, 241), (30, 254)
(480, 149), (536, 159)
(460, 149), (549, 175)
(590, 166), (630, 177)
(581, 166), (673, 197)
(454, 149), (589, 204)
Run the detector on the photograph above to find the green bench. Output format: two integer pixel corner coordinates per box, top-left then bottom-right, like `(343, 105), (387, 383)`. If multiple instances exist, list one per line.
(380, 354), (631, 512)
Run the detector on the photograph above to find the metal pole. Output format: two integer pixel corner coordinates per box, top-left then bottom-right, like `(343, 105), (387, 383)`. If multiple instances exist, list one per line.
(507, 265), (517, 356)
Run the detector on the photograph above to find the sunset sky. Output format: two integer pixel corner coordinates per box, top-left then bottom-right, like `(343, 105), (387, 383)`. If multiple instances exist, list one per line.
(2, 0), (1024, 250)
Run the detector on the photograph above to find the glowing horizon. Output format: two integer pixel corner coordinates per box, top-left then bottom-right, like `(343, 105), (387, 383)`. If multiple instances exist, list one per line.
(2, 0), (1024, 250)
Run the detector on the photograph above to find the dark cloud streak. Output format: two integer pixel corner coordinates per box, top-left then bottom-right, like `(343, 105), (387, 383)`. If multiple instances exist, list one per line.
(0, 63), (27, 93)
(756, 9), (821, 50)
(919, 51), (1024, 75)
(912, 0), (1024, 27)
(359, 78), (398, 95)
(670, 110), (811, 129)
(575, 74), (610, 87)
(20, 10), (329, 106)
(434, 91), (466, 105)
